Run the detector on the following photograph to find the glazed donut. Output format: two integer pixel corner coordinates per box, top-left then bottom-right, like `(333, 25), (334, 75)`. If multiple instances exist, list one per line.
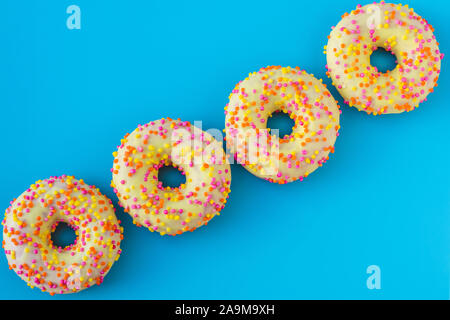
(326, 2), (443, 115)
(2, 175), (123, 295)
(225, 66), (341, 184)
(111, 118), (231, 236)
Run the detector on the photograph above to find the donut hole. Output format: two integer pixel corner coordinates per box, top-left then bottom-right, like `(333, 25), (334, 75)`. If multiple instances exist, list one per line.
(50, 221), (77, 249)
(370, 47), (397, 73)
(267, 110), (295, 138)
(158, 164), (186, 189)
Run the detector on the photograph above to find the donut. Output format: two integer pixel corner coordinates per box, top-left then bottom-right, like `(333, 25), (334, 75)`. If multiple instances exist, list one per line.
(2, 175), (123, 295)
(225, 66), (341, 184)
(326, 1), (443, 115)
(111, 118), (231, 236)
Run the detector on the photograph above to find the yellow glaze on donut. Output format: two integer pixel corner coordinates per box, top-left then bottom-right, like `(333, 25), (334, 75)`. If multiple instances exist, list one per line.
(2, 175), (123, 295)
(111, 118), (231, 236)
(225, 66), (341, 184)
(326, 2), (443, 115)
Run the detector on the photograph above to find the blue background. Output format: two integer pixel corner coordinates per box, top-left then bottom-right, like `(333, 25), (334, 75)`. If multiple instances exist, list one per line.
(1, 0), (449, 300)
